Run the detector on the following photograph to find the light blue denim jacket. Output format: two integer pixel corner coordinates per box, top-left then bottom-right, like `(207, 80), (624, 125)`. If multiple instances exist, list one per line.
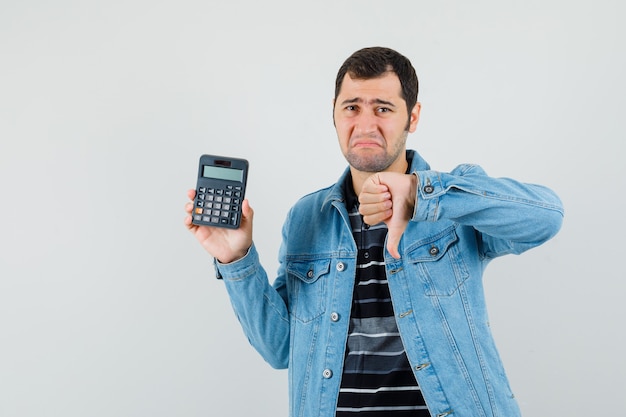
(215, 150), (564, 417)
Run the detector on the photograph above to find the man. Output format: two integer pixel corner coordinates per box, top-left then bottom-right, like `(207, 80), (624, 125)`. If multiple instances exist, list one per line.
(184, 47), (563, 417)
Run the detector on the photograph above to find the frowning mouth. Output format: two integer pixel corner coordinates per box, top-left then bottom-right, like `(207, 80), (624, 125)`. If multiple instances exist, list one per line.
(350, 137), (384, 149)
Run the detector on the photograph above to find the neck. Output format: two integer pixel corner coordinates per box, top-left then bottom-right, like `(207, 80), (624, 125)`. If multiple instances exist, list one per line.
(350, 158), (408, 195)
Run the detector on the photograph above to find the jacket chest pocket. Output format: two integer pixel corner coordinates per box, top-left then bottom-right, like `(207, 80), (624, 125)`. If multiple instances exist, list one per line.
(286, 259), (330, 323)
(406, 227), (469, 297)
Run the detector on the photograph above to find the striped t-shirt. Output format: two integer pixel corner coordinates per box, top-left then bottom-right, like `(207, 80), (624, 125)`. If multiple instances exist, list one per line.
(335, 178), (430, 417)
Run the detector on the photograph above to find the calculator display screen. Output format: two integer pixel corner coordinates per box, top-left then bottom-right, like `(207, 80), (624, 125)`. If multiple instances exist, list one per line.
(202, 165), (244, 182)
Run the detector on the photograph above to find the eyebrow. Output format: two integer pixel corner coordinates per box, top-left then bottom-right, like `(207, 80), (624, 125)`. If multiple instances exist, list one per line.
(340, 97), (397, 108)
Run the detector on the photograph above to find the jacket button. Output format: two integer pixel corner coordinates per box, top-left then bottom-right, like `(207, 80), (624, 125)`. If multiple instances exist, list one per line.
(307, 269), (314, 278)
(330, 312), (340, 322)
(323, 369), (333, 379)
(336, 262), (345, 272)
(429, 246), (439, 256)
(423, 185), (434, 194)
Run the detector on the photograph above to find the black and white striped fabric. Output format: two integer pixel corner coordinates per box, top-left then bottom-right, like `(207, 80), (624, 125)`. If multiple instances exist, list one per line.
(336, 179), (430, 416)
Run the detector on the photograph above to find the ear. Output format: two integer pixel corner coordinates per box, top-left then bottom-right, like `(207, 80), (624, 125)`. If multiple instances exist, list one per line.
(407, 102), (421, 133)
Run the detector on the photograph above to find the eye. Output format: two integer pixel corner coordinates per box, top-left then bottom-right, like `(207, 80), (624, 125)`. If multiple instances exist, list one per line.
(376, 107), (391, 113)
(345, 105), (358, 111)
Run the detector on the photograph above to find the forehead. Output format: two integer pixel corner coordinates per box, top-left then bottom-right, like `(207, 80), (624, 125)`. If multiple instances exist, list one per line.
(337, 71), (404, 103)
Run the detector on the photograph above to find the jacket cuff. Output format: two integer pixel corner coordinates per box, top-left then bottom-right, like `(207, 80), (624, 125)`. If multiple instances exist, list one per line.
(213, 244), (256, 280)
(412, 170), (444, 222)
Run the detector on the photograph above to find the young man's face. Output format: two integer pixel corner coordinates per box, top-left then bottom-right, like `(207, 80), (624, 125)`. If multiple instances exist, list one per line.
(333, 71), (420, 174)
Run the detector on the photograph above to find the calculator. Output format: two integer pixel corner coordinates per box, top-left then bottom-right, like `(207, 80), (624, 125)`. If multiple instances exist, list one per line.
(191, 154), (249, 229)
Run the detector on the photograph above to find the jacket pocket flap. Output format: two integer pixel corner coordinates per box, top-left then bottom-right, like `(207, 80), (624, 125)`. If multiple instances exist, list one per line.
(287, 259), (331, 284)
(406, 227), (458, 263)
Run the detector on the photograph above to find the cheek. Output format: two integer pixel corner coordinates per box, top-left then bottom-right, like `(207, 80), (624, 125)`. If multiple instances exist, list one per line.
(336, 131), (350, 151)
(334, 121), (352, 142)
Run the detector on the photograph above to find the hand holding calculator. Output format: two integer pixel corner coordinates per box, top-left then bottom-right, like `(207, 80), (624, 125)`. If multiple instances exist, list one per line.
(191, 154), (249, 229)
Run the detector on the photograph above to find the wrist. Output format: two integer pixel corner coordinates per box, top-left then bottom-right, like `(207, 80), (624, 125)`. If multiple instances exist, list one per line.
(216, 246), (251, 265)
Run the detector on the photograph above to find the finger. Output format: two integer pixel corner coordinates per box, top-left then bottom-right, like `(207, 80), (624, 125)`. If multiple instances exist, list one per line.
(358, 191), (391, 205)
(241, 199), (253, 218)
(361, 182), (389, 195)
(183, 212), (197, 230)
(359, 198), (392, 216)
(187, 189), (196, 200)
(362, 210), (392, 226)
(364, 173), (388, 188)
(240, 199), (254, 228)
(360, 175), (389, 197)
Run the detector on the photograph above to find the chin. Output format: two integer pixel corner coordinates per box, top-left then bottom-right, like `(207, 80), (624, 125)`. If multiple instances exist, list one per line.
(346, 154), (392, 173)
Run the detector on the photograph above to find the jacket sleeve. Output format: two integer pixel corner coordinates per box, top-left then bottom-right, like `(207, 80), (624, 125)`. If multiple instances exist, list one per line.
(215, 242), (290, 369)
(412, 164), (564, 259)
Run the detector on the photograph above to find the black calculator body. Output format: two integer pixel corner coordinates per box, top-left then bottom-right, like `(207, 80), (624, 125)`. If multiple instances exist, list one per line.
(192, 154), (249, 229)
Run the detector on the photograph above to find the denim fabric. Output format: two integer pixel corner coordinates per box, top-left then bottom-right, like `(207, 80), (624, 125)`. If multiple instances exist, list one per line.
(216, 150), (564, 417)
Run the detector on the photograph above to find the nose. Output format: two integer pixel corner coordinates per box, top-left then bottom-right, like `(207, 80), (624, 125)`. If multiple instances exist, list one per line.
(354, 111), (378, 135)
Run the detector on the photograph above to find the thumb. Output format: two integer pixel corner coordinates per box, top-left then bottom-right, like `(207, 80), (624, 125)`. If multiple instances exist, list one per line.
(240, 199), (254, 227)
(385, 203), (406, 259)
(382, 176), (413, 259)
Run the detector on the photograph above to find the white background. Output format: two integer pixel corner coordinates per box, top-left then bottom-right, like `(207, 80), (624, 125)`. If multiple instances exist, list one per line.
(1, 1), (624, 416)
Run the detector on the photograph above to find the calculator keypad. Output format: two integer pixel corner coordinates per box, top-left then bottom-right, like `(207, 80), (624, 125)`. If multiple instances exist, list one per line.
(193, 185), (243, 227)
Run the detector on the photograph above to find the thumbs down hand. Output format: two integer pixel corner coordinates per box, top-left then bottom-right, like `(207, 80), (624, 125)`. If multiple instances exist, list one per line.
(358, 172), (418, 259)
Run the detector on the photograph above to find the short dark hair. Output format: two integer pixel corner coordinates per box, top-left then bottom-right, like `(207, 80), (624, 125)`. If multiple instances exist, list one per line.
(334, 47), (419, 116)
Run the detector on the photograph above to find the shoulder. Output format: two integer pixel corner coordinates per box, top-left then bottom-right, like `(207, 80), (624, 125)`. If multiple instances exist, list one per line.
(291, 183), (336, 212)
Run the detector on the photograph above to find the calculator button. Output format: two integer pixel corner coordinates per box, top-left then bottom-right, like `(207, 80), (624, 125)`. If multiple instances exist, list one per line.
(194, 182), (245, 228)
